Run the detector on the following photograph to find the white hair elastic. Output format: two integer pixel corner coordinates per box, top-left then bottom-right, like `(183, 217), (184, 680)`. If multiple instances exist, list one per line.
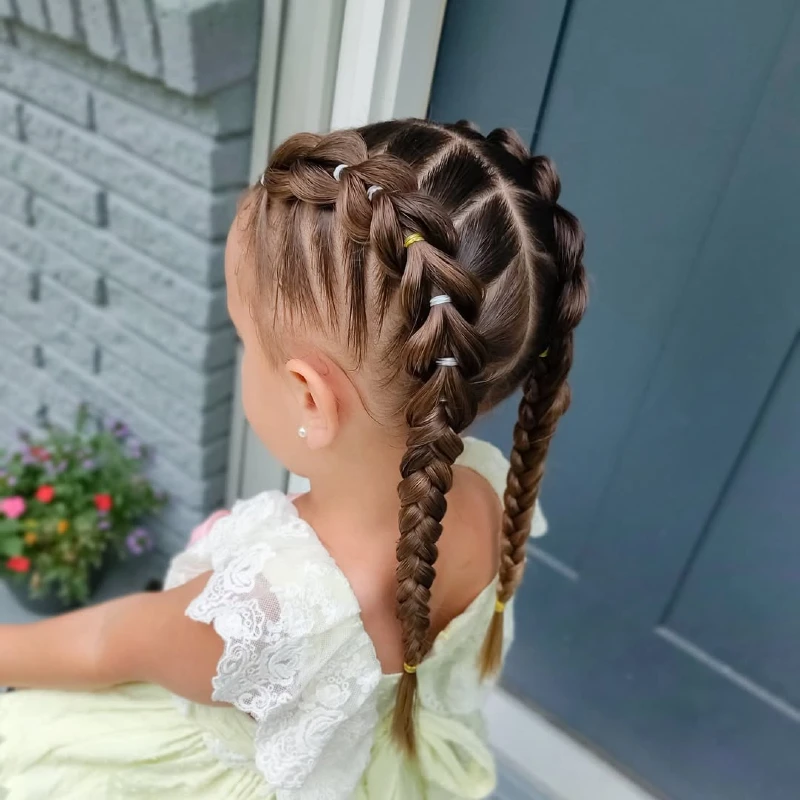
(429, 294), (452, 307)
(436, 357), (459, 367)
(367, 185), (382, 201)
(259, 172), (267, 187)
(333, 164), (348, 181)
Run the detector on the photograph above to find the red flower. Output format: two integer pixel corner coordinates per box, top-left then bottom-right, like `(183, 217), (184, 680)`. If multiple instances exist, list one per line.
(94, 493), (113, 512)
(6, 556), (31, 573)
(36, 485), (55, 503)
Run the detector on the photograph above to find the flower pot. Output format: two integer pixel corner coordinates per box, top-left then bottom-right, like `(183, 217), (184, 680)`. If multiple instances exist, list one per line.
(4, 561), (108, 616)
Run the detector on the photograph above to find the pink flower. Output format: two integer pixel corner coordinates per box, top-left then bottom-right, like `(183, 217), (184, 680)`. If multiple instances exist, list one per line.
(28, 446), (50, 462)
(0, 496), (26, 519)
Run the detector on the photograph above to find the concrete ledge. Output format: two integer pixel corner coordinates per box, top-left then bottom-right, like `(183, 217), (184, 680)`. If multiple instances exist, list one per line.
(0, 0), (262, 97)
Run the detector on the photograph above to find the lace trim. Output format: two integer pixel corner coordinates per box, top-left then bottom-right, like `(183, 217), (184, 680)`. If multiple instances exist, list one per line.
(180, 492), (381, 800)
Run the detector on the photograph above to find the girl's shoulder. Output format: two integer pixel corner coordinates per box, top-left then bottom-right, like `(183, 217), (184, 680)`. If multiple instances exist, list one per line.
(457, 436), (548, 537)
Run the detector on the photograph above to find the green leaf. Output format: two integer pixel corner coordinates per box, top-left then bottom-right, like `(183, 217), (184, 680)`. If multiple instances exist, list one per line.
(0, 538), (23, 557)
(0, 519), (22, 536)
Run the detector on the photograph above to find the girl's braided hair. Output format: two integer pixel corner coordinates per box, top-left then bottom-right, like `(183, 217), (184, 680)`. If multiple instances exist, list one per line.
(246, 119), (587, 754)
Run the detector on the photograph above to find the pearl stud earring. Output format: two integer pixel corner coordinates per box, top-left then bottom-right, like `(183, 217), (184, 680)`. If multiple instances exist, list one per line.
(298, 426), (308, 439)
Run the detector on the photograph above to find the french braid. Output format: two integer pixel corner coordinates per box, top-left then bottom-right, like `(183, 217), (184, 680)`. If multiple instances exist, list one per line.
(364, 174), (487, 755)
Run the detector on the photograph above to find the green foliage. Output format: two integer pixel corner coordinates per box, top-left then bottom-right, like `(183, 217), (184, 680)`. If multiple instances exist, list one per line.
(0, 404), (166, 606)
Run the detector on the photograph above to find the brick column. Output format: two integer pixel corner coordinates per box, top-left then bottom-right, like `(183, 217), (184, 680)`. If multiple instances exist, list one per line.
(0, 2), (261, 553)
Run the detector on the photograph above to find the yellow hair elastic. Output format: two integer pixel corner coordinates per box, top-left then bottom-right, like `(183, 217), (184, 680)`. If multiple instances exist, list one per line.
(539, 347), (549, 358)
(404, 232), (425, 248)
(494, 599), (506, 613)
(403, 662), (418, 674)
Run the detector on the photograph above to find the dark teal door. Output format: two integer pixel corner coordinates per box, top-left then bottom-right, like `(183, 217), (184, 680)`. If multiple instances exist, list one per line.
(430, 2), (800, 798)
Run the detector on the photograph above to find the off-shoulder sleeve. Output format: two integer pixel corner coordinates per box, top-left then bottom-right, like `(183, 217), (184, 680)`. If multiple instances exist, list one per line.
(169, 491), (382, 800)
(458, 436), (548, 537)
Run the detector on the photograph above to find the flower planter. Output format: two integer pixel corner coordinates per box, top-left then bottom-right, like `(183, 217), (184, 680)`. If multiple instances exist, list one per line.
(0, 406), (165, 609)
(4, 570), (100, 615)
(3, 553), (112, 615)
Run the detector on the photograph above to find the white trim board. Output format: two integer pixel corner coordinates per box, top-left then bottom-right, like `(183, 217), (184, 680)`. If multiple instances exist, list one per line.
(487, 690), (656, 800)
(331, 0), (446, 128)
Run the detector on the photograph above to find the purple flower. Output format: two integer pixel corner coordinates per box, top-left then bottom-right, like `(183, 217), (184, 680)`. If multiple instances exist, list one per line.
(126, 528), (153, 556)
(98, 519), (111, 531)
(21, 450), (37, 466)
(110, 420), (130, 440)
(7, 476), (17, 487)
(126, 438), (143, 459)
(82, 459), (96, 471)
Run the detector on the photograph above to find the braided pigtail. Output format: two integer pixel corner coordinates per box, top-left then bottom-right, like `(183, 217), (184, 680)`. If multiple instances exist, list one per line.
(365, 180), (487, 754)
(267, 133), (489, 751)
(480, 149), (588, 678)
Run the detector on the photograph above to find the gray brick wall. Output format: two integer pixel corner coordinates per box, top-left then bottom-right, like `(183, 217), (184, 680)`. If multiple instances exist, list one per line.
(0, 3), (261, 553)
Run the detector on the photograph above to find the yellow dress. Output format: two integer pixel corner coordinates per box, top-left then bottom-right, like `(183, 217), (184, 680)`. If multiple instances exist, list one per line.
(0, 438), (547, 799)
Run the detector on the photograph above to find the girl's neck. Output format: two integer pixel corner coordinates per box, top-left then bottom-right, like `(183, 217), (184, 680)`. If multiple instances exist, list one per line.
(294, 438), (406, 538)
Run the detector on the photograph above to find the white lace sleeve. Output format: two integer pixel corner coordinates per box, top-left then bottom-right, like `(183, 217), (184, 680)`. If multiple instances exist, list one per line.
(167, 492), (381, 800)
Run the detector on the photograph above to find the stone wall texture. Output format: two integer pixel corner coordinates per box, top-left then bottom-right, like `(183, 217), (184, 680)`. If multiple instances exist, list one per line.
(0, 1), (262, 553)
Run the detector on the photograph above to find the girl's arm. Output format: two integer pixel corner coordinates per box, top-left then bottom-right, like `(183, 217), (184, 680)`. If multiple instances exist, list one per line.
(0, 573), (224, 704)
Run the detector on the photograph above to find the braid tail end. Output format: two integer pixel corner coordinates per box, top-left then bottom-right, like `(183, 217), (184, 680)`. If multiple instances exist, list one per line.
(479, 608), (505, 678)
(391, 670), (419, 756)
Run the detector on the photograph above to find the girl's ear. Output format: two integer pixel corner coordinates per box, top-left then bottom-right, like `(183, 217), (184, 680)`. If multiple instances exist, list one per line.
(284, 358), (340, 450)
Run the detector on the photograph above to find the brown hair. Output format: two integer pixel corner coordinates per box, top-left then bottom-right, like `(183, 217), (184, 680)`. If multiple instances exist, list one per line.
(246, 119), (587, 754)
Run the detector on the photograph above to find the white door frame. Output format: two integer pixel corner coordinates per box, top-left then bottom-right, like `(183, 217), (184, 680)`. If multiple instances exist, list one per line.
(229, 4), (652, 798)
(226, 0), (348, 504)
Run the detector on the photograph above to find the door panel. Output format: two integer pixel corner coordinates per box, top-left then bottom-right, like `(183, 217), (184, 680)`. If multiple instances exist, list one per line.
(430, 0), (567, 143)
(527, 0), (796, 572)
(434, 0), (797, 572)
(581, 12), (800, 621)
(430, 1), (800, 797)
(666, 337), (800, 707)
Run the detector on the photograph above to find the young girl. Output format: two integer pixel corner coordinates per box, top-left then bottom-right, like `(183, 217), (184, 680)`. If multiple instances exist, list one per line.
(0, 119), (586, 799)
